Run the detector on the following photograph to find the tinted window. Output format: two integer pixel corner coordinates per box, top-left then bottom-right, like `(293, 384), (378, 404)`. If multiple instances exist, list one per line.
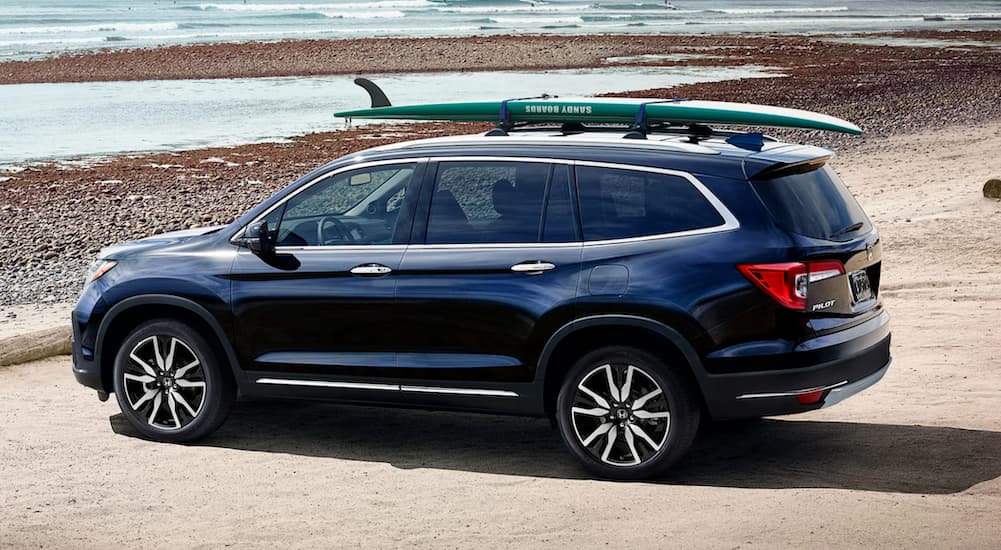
(276, 163), (416, 246)
(543, 165), (577, 243)
(426, 161), (551, 244)
(751, 165), (870, 241)
(576, 166), (725, 241)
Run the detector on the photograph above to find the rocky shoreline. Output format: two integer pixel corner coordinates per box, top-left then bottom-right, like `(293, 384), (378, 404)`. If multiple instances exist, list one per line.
(2, 31), (1001, 305)
(2, 30), (1000, 85)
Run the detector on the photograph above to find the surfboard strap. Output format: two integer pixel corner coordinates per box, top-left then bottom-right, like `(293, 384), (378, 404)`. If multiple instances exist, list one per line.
(498, 94), (555, 131)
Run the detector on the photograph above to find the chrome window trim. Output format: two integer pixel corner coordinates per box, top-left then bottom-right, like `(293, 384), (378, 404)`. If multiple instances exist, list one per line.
(410, 157), (739, 249)
(255, 378), (518, 398)
(239, 155), (740, 252)
(272, 244), (409, 252)
(573, 160), (740, 244)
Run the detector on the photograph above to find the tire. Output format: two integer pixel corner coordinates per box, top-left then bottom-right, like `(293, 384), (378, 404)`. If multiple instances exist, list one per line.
(112, 318), (235, 443)
(555, 346), (700, 480)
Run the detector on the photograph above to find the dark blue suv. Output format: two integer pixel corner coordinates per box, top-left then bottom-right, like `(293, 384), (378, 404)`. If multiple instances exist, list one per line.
(72, 128), (890, 479)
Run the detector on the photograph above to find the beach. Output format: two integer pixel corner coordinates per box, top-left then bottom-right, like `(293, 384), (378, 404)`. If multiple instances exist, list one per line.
(1, 26), (1001, 548)
(2, 118), (1001, 546)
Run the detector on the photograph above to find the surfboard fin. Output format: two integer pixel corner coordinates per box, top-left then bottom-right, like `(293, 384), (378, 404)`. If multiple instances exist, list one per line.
(353, 78), (392, 108)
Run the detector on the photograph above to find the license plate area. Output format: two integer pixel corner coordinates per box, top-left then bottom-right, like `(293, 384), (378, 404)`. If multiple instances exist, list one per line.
(849, 270), (873, 303)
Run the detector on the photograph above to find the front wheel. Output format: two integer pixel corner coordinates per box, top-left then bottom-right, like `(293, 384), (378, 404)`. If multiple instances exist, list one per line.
(556, 346), (700, 479)
(112, 319), (235, 442)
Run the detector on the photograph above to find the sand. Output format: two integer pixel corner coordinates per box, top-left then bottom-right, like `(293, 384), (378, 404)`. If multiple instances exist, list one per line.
(1, 121), (999, 549)
(0, 303), (73, 340)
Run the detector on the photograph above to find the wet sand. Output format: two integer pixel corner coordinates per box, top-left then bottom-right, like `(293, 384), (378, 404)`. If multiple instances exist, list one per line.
(1, 31), (999, 85)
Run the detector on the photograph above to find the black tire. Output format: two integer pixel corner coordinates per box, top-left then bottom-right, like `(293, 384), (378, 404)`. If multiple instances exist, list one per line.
(555, 346), (700, 480)
(112, 318), (235, 443)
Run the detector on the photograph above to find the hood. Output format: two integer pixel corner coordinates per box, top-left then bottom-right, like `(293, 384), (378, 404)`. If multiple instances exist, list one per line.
(98, 225), (226, 260)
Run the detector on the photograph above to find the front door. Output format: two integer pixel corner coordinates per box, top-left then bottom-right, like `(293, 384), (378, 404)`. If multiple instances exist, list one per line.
(230, 160), (423, 378)
(394, 159), (582, 385)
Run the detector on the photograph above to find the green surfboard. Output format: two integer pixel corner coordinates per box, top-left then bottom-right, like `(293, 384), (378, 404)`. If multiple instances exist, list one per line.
(335, 97), (863, 135)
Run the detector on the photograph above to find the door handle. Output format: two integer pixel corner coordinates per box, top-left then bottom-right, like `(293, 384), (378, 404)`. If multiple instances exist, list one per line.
(350, 264), (393, 276)
(511, 261), (556, 274)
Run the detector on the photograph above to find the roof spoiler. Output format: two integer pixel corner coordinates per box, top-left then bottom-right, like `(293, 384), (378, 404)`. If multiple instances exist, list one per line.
(749, 155), (832, 180)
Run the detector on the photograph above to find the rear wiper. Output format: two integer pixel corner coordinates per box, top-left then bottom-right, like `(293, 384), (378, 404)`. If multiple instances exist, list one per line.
(829, 221), (864, 239)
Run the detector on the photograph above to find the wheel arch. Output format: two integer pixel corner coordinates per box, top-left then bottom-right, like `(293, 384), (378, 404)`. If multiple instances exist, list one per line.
(95, 295), (241, 393)
(537, 315), (710, 417)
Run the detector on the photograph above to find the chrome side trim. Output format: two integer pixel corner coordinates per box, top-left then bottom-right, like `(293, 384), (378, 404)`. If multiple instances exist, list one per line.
(400, 386), (519, 398)
(735, 380), (849, 400)
(822, 359), (891, 408)
(254, 378), (518, 398)
(255, 378), (399, 391)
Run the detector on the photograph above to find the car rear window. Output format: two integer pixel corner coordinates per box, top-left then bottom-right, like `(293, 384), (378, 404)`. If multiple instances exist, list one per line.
(576, 166), (725, 241)
(751, 165), (871, 241)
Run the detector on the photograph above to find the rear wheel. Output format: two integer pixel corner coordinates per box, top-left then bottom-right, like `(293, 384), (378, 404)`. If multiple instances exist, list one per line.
(556, 346), (700, 479)
(112, 319), (235, 442)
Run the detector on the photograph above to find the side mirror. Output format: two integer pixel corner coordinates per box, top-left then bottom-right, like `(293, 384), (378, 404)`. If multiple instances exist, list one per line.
(235, 221), (275, 256)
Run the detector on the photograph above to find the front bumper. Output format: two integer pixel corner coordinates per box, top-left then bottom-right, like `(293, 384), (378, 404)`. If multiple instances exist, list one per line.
(699, 310), (891, 419)
(71, 310), (104, 391)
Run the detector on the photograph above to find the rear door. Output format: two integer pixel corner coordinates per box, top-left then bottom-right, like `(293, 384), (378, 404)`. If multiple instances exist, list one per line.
(393, 158), (582, 384)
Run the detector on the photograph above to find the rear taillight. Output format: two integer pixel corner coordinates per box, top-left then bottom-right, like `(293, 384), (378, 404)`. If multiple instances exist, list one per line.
(737, 261), (844, 310)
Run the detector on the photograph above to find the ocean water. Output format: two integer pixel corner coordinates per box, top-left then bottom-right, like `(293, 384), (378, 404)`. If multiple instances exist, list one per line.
(0, 64), (779, 165)
(1, 0), (1000, 61)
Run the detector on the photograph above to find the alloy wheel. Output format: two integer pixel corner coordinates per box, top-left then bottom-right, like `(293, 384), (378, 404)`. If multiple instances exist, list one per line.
(121, 335), (206, 430)
(570, 363), (671, 466)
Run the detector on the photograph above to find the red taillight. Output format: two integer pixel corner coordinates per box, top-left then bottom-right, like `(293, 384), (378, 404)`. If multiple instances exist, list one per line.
(737, 260), (844, 310)
(796, 390), (825, 405)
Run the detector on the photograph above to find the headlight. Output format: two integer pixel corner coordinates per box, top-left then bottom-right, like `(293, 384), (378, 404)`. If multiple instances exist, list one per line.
(85, 259), (117, 286)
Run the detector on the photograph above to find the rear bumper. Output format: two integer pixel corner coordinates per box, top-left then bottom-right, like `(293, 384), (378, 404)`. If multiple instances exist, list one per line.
(700, 310), (891, 419)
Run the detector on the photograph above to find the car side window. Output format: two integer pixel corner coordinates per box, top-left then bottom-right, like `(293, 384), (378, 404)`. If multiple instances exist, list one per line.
(274, 163), (416, 246)
(426, 161), (552, 244)
(576, 166), (725, 241)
